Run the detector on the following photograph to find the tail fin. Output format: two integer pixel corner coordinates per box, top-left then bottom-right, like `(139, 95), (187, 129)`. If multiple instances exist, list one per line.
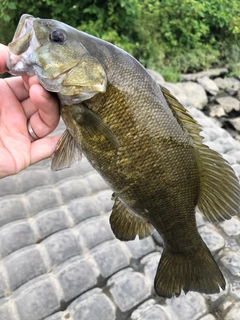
(154, 240), (226, 298)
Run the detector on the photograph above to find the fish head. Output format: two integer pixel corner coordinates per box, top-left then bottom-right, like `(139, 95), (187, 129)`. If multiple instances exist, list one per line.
(7, 14), (107, 104)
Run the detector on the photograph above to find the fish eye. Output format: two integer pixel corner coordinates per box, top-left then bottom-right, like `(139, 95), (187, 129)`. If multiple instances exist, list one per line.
(49, 30), (66, 44)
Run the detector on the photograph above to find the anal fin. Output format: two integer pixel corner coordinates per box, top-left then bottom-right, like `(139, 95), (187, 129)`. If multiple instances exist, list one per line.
(110, 198), (154, 241)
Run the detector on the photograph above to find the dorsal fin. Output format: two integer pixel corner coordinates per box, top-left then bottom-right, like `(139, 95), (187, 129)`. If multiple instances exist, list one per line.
(161, 86), (240, 222)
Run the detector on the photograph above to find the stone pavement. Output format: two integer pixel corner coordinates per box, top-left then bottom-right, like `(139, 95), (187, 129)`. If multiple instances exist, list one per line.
(0, 104), (240, 320)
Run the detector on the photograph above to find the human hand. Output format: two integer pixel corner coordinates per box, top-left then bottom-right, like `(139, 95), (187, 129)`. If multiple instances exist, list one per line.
(0, 44), (60, 178)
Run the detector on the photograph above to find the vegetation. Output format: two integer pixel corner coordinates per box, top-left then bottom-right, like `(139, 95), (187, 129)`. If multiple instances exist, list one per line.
(1, 0), (240, 81)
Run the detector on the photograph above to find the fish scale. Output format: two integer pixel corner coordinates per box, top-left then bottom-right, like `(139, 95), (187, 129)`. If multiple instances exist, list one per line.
(7, 14), (240, 299)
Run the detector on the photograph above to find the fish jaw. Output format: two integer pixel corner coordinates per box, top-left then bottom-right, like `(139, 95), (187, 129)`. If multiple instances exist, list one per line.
(7, 15), (41, 76)
(7, 14), (107, 104)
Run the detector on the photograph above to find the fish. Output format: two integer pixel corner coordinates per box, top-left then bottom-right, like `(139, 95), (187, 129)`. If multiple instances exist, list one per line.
(7, 14), (240, 298)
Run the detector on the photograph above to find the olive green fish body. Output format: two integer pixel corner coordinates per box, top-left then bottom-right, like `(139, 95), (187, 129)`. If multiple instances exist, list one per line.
(7, 15), (240, 298)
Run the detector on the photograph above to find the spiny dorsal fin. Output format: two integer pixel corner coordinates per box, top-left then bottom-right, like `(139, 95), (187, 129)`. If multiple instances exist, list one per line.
(161, 86), (240, 222)
(110, 198), (154, 241)
(51, 129), (82, 171)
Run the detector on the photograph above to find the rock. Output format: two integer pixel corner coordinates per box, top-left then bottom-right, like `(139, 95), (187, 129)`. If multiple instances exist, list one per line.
(199, 315), (216, 320)
(216, 96), (240, 113)
(175, 82), (208, 109)
(214, 77), (232, 90)
(147, 69), (165, 85)
(227, 117), (240, 132)
(220, 249), (240, 276)
(131, 300), (178, 320)
(209, 104), (226, 117)
(166, 291), (208, 320)
(197, 76), (219, 95)
(220, 217), (240, 236)
(181, 68), (228, 81)
(226, 77), (240, 90)
(225, 301), (240, 320)
(108, 268), (151, 312)
(199, 225), (225, 252)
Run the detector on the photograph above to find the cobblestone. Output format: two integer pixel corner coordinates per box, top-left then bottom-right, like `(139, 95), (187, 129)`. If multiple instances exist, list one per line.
(2, 246), (47, 293)
(220, 249), (240, 276)
(43, 230), (81, 267)
(166, 292), (208, 320)
(91, 240), (130, 278)
(14, 276), (61, 320)
(220, 217), (240, 236)
(68, 288), (116, 320)
(76, 216), (114, 249)
(34, 208), (70, 240)
(0, 220), (36, 258)
(54, 256), (99, 303)
(108, 268), (151, 312)
(199, 224), (225, 252)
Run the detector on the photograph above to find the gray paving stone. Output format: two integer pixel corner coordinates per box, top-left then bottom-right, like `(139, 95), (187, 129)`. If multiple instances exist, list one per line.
(34, 208), (70, 240)
(26, 187), (62, 215)
(199, 224), (225, 252)
(0, 176), (21, 196)
(0, 301), (19, 320)
(229, 280), (240, 299)
(14, 276), (61, 320)
(131, 299), (179, 320)
(0, 221), (36, 258)
(220, 217), (240, 236)
(45, 312), (68, 320)
(91, 240), (130, 278)
(166, 291), (208, 320)
(225, 301), (240, 320)
(67, 190), (112, 225)
(201, 127), (220, 141)
(2, 246), (47, 292)
(203, 141), (225, 154)
(228, 150), (240, 163)
(231, 163), (240, 177)
(0, 196), (28, 227)
(57, 178), (89, 202)
(54, 256), (99, 303)
(220, 249), (240, 276)
(108, 268), (151, 312)
(222, 153), (237, 165)
(51, 156), (94, 183)
(124, 236), (156, 259)
(16, 169), (51, 192)
(141, 252), (161, 283)
(68, 289), (116, 320)
(43, 230), (81, 267)
(199, 315), (216, 320)
(76, 216), (114, 249)
(84, 173), (109, 194)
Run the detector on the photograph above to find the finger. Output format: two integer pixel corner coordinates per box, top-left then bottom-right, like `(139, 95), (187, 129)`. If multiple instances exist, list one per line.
(0, 44), (8, 74)
(28, 84), (60, 137)
(30, 135), (60, 165)
(4, 76), (30, 102)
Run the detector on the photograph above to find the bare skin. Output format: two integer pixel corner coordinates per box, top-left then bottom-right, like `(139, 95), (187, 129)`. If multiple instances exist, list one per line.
(0, 44), (60, 178)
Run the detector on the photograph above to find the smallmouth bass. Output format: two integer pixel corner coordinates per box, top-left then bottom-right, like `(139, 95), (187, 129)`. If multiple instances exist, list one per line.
(6, 14), (240, 298)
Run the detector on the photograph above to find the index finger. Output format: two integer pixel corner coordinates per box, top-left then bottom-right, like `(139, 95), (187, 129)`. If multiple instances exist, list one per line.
(0, 44), (8, 74)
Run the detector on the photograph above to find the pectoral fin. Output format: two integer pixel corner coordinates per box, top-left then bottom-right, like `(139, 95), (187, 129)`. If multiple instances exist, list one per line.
(110, 198), (154, 241)
(51, 129), (82, 171)
(75, 105), (120, 149)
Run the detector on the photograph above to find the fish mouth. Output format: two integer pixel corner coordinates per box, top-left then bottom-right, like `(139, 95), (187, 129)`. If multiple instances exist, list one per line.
(7, 14), (41, 75)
